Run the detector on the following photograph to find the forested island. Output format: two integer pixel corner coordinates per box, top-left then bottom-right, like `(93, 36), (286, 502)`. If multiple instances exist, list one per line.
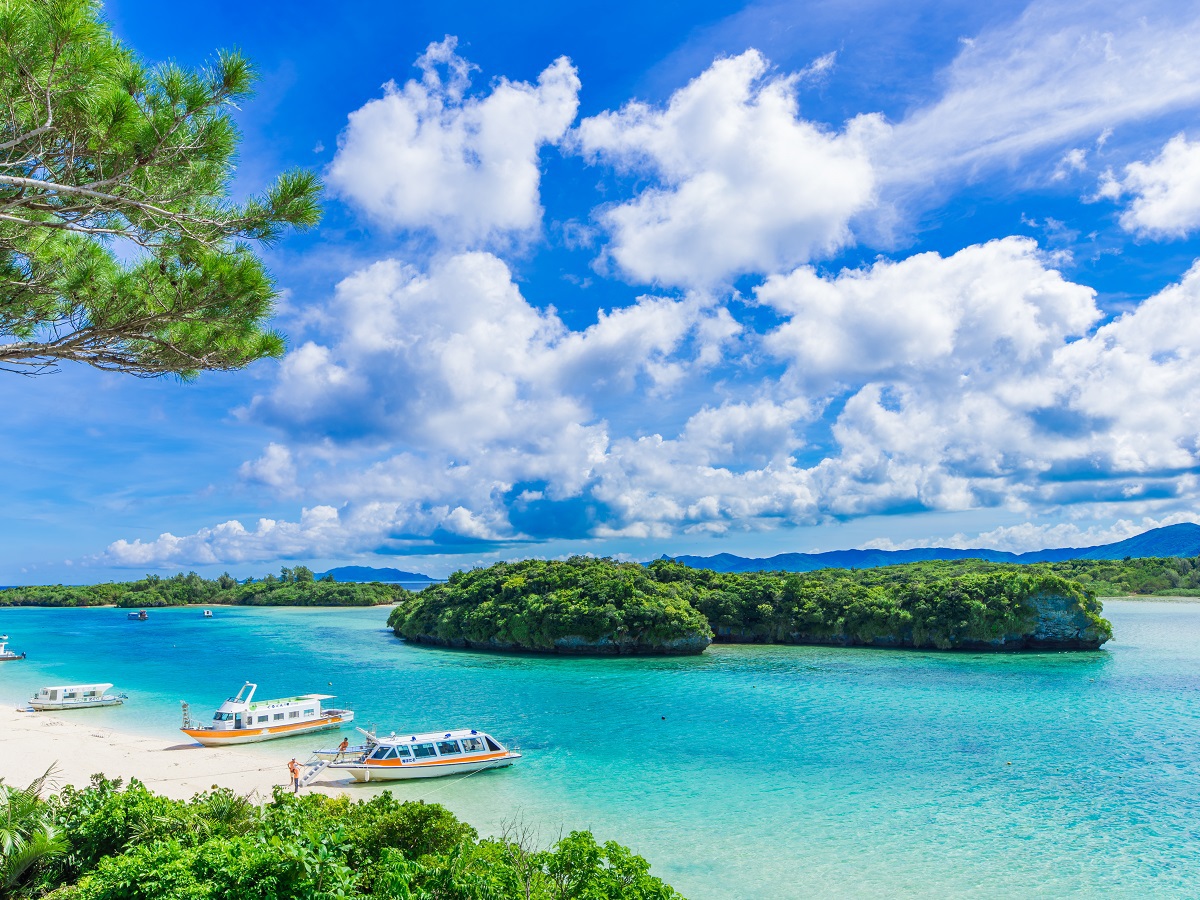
(388, 557), (1115, 654)
(0, 567), (400, 608)
(4, 775), (681, 899)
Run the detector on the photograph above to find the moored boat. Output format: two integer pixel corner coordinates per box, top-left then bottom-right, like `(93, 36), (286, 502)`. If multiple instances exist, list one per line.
(181, 682), (353, 746)
(203, 609), (213, 618)
(31, 683), (125, 710)
(0, 637), (25, 661)
(320, 728), (520, 781)
(127, 610), (149, 620)
(312, 726), (378, 761)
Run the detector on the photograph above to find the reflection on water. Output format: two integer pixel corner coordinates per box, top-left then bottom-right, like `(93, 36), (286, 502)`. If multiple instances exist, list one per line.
(3, 600), (1200, 899)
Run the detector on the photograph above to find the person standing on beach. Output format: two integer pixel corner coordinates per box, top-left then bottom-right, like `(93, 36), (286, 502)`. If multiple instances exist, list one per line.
(288, 758), (300, 793)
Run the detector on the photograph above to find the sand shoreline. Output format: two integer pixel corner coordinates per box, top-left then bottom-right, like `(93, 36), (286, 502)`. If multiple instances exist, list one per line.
(0, 703), (356, 800)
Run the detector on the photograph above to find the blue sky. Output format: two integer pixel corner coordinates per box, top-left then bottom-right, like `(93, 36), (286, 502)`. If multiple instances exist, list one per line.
(6, 0), (1200, 582)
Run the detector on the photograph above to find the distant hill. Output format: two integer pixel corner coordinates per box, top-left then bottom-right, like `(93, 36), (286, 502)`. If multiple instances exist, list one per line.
(665, 522), (1200, 574)
(317, 566), (438, 583)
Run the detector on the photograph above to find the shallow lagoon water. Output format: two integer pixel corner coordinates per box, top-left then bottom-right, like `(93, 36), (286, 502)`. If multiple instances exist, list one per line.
(2, 600), (1200, 898)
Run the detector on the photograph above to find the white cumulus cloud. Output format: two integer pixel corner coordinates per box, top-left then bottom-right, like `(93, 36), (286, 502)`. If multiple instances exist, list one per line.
(328, 36), (580, 245)
(576, 49), (881, 288)
(100, 238), (1200, 567)
(1097, 133), (1200, 238)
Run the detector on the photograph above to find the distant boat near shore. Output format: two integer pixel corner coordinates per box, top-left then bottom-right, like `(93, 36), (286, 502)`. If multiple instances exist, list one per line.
(0, 635), (25, 661)
(127, 610), (148, 620)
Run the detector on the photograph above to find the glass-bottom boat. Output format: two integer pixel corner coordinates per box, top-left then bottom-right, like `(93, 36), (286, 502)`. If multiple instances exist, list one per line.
(181, 682), (354, 746)
(317, 728), (520, 781)
(31, 683), (124, 710)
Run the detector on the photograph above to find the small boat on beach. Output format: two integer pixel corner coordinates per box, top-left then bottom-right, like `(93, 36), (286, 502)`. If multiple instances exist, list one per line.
(315, 728), (520, 781)
(180, 682), (353, 746)
(127, 610), (148, 620)
(0, 637), (26, 661)
(31, 683), (125, 710)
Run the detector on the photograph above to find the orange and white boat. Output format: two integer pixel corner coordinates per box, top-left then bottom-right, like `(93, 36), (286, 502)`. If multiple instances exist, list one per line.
(318, 728), (520, 781)
(180, 682), (353, 746)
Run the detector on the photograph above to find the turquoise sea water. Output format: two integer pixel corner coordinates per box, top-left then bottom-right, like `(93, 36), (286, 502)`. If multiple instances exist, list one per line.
(2, 600), (1200, 898)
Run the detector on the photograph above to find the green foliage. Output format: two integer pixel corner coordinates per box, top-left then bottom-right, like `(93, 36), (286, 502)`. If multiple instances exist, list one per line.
(0, 0), (321, 377)
(15, 778), (682, 900)
(388, 557), (714, 653)
(0, 769), (69, 895)
(0, 569), (400, 608)
(391, 557), (1114, 652)
(1039, 555), (1200, 596)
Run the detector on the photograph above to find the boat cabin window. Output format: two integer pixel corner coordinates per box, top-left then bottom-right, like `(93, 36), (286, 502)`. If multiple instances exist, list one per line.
(303, 708), (315, 717)
(369, 745), (391, 760)
(485, 737), (502, 752)
(48, 690), (58, 700)
(214, 712), (234, 721)
(460, 737), (485, 753)
(273, 713), (284, 721)
(257, 715), (269, 723)
(436, 740), (461, 756)
(411, 742), (437, 759)
(393, 745), (412, 759)
(289, 711), (300, 719)
(64, 691), (78, 699)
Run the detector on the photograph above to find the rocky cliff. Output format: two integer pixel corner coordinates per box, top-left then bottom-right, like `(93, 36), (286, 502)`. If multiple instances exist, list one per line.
(401, 631), (712, 655)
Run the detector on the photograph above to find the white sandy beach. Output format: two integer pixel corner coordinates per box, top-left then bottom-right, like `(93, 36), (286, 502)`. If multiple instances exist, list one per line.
(0, 703), (351, 800)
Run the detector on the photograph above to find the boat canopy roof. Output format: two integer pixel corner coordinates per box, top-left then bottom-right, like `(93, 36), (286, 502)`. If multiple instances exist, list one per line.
(37, 683), (113, 693)
(372, 728), (495, 745)
(219, 692), (336, 711)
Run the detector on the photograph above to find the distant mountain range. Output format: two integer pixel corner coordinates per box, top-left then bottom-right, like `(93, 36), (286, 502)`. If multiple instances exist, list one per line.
(316, 566), (438, 583)
(664, 522), (1200, 574)
(314, 523), (1200, 581)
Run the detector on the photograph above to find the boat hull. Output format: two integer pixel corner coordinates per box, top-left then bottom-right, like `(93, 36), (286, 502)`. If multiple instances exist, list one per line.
(183, 712), (353, 746)
(333, 752), (521, 782)
(31, 698), (123, 710)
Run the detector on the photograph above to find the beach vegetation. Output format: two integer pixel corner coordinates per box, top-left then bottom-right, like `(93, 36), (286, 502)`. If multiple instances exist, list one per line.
(0, 0), (321, 377)
(15, 776), (682, 899)
(0, 569), (399, 608)
(0, 770), (68, 896)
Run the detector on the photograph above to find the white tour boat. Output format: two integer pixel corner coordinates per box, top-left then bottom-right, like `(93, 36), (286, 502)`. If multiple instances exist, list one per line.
(203, 609), (214, 618)
(0, 637), (25, 661)
(317, 728), (520, 781)
(31, 683), (124, 710)
(181, 682), (353, 746)
(127, 610), (149, 620)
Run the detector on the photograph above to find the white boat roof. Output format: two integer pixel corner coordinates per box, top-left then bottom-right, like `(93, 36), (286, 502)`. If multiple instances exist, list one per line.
(37, 683), (113, 692)
(373, 728), (495, 744)
(224, 692), (335, 709)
